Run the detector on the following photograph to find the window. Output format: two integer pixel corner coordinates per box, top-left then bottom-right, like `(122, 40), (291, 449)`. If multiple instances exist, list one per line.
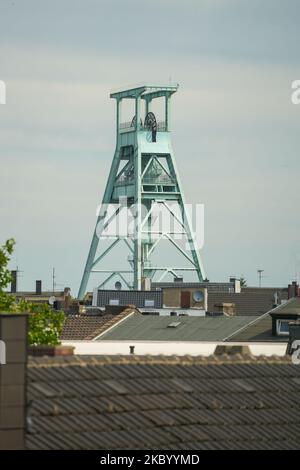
(144, 299), (155, 307)
(276, 319), (290, 336)
(109, 299), (119, 306)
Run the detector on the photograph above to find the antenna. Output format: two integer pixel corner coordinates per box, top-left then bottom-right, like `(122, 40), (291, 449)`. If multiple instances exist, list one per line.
(52, 267), (56, 294)
(257, 269), (264, 288)
(13, 265), (23, 293)
(294, 255), (299, 283)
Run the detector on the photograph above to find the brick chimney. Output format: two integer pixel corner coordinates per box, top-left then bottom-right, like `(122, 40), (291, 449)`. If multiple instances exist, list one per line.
(288, 281), (300, 299)
(63, 287), (71, 311)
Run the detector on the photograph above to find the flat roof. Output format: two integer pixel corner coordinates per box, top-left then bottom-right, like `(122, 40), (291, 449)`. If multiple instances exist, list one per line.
(97, 315), (257, 342)
(110, 83), (179, 99)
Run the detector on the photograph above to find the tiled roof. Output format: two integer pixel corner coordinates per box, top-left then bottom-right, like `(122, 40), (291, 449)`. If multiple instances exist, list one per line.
(97, 315), (256, 342)
(60, 315), (114, 340)
(61, 308), (140, 340)
(208, 288), (288, 316)
(26, 355), (300, 450)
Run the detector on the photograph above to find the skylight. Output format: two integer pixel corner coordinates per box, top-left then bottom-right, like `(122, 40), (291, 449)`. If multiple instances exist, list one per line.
(167, 321), (182, 328)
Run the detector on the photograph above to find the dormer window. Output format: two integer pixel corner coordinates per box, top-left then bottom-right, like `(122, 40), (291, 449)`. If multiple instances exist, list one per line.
(270, 297), (300, 338)
(276, 319), (291, 336)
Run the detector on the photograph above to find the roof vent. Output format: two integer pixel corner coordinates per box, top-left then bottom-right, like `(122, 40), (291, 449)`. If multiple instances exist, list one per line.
(167, 321), (181, 328)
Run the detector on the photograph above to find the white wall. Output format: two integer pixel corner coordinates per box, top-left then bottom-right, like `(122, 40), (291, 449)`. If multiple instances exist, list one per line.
(62, 340), (288, 357)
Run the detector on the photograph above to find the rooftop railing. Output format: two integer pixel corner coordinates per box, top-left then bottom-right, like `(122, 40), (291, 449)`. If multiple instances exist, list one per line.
(119, 121), (166, 131)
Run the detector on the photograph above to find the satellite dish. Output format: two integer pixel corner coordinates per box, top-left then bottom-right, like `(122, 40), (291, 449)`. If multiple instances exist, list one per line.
(115, 281), (122, 291)
(48, 296), (56, 306)
(193, 291), (204, 303)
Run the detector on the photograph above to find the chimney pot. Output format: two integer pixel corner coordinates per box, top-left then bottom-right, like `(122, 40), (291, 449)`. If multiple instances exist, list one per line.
(36, 280), (42, 295)
(10, 270), (17, 293)
(288, 282), (299, 299)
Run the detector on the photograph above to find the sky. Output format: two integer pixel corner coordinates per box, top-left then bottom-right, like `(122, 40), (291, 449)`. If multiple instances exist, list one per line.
(0, 0), (300, 293)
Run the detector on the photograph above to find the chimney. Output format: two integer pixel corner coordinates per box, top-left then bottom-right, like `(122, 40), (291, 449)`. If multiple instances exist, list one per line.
(214, 302), (236, 316)
(35, 280), (42, 295)
(10, 271), (17, 294)
(229, 277), (241, 293)
(273, 291), (279, 308)
(141, 277), (151, 291)
(288, 282), (300, 299)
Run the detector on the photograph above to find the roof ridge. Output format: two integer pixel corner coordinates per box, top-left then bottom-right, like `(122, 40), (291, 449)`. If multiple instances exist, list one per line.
(28, 353), (292, 368)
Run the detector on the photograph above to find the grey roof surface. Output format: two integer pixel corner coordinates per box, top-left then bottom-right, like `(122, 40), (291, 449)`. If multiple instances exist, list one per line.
(229, 297), (300, 342)
(97, 315), (257, 342)
(26, 355), (300, 450)
(226, 314), (282, 342)
(270, 296), (300, 315)
(208, 288), (288, 316)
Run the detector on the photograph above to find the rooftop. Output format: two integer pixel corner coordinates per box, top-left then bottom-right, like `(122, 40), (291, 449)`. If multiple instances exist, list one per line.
(270, 296), (300, 315)
(208, 288), (288, 316)
(226, 297), (300, 342)
(61, 308), (140, 341)
(110, 83), (179, 100)
(152, 281), (236, 292)
(96, 315), (258, 342)
(61, 314), (114, 340)
(26, 354), (300, 450)
(226, 314), (281, 342)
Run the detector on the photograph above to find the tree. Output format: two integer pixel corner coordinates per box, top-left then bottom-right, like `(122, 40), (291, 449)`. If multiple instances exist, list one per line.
(0, 238), (16, 311)
(0, 238), (65, 345)
(240, 276), (247, 287)
(0, 238), (15, 290)
(21, 300), (65, 346)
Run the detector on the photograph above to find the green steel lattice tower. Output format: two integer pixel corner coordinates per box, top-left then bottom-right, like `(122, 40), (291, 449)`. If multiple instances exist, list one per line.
(78, 84), (206, 299)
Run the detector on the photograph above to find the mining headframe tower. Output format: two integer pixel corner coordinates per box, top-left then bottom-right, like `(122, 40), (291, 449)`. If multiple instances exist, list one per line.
(78, 84), (206, 299)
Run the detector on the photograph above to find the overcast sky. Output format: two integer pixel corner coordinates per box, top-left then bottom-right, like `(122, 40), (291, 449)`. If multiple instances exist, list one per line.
(1, 0), (300, 293)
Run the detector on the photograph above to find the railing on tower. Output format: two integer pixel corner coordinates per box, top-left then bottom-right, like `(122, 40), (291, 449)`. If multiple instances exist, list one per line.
(119, 121), (166, 131)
